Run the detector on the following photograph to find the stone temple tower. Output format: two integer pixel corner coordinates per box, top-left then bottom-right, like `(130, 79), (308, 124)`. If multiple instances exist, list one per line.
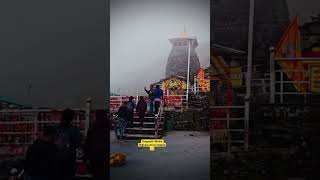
(165, 33), (201, 80)
(212, 0), (290, 65)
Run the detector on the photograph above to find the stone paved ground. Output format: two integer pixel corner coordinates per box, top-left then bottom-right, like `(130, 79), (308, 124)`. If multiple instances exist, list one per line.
(110, 131), (210, 180)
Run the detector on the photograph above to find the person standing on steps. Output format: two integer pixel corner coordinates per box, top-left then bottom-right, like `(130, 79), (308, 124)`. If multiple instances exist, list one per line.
(127, 96), (136, 128)
(116, 102), (129, 141)
(154, 85), (163, 115)
(136, 96), (147, 129)
(55, 109), (81, 180)
(144, 85), (155, 114)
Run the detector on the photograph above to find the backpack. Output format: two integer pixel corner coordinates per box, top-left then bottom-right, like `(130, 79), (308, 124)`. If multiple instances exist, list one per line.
(55, 126), (76, 159)
(127, 101), (135, 112)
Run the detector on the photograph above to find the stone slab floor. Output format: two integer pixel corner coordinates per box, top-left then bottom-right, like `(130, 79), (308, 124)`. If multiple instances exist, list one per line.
(110, 131), (210, 180)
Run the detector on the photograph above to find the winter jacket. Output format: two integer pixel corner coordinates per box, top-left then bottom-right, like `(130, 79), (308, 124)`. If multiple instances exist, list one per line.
(136, 99), (147, 114)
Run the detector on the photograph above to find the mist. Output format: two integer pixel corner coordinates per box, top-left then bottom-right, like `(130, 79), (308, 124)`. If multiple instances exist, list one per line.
(110, 0), (210, 95)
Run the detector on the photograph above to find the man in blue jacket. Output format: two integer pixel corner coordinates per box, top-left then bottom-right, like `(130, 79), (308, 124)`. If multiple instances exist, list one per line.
(153, 85), (163, 114)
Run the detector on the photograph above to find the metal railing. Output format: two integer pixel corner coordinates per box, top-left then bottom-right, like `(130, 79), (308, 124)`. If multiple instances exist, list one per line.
(210, 105), (248, 155)
(155, 102), (164, 136)
(0, 101), (91, 157)
(110, 95), (188, 113)
(268, 54), (320, 104)
(0, 109), (90, 146)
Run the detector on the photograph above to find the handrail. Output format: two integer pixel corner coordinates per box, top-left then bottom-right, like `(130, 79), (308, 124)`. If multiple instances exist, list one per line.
(155, 101), (164, 136)
(275, 57), (320, 61)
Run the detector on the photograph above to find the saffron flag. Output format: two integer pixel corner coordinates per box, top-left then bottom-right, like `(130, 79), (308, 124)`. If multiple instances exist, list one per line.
(275, 16), (306, 92)
(196, 67), (209, 92)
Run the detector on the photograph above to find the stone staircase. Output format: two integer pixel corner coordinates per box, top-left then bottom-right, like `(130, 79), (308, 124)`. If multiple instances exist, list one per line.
(124, 103), (165, 139)
(124, 114), (164, 139)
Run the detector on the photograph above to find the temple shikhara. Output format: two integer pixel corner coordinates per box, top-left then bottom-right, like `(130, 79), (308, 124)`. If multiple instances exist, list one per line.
(166, 32), (201, 80)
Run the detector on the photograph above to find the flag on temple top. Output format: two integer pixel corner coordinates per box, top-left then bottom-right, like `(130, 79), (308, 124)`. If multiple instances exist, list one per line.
(275, 16), (306, 92)
(196, 67), (204, 80)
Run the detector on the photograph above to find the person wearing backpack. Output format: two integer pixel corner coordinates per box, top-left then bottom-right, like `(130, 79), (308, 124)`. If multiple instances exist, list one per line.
(25, 126), (59, 180)
(55, 109), (81, 180)
(127, 96), (136, 128)
(115, 101), (129, 141)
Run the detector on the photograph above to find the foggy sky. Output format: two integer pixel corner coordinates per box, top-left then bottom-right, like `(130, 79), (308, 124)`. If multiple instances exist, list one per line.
(0, 0), (319, 108)
(110, 0), (210, 95)
(111, 0), (320, 96)
(0, 0), (107, 109)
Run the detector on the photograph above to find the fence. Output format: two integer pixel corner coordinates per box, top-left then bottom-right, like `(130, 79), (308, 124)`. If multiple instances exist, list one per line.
(269, 56), (320, 104)
(0, 108), (90, 156)
(210, 105), (247, 155)
(110, 95), (188, 113)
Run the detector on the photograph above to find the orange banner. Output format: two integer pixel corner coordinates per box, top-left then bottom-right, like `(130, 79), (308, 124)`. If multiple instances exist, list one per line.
(196, 67), (209, 92)
(275, 16), (306, 92)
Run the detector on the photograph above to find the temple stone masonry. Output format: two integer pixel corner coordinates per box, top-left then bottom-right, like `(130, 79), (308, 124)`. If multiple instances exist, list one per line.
(212, 0), (290, 66)
(165, 36), (201, 80)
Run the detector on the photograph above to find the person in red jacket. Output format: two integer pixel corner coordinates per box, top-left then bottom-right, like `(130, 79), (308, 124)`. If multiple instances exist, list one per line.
(136, 96), (147, 128)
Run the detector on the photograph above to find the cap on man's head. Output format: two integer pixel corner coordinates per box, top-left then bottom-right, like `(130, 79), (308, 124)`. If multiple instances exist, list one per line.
(62, 108), (75, 122)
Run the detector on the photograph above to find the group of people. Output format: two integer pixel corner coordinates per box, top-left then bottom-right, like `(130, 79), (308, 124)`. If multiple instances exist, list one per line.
(24, 109), (81, 180)
(115, 85), (163, 141)
(144, 84), (164, 114)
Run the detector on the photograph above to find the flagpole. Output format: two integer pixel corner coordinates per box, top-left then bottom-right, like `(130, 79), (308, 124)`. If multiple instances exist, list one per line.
(186, 39), (191, 106)
(244, 0), (255, 151)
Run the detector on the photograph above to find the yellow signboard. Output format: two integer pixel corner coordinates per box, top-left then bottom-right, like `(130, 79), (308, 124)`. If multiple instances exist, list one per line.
(138, 139), (166, 151)
(229, 66), (242, 87)
(311, 65), (320, 92)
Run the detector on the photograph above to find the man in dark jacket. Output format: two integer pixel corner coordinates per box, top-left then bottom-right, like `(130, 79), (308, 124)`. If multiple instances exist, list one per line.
(136, 96), (147, 128)
(116, 102), (129, 141)
(25, 126), (59, 180)
(55, 109), (81, 180)
(154, 85), (164, 114)
(127, 96), (136, 128)
(144, 85), (154, 113)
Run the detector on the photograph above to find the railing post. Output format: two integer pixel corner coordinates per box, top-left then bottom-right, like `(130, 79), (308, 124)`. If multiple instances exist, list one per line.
(136, 92), (139, 103)
(85, 98), (91, 138)
(270, 46), (276, 104)
(194, 76), (197, 95)
(227, 109), (231, 156)
(34, 111), (38, 142)
(280, 71), (284, 104)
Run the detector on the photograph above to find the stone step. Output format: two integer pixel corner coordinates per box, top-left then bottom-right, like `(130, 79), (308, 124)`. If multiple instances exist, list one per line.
(133, 116), (163, 119)
(133, 122), (164, 125)
(126, 127), (163, 131)
(124, 134), (161, 138)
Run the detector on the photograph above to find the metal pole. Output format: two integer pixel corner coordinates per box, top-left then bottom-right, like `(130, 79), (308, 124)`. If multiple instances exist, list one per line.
(186, 39), (191, 105)
(84, 98), (91, 138)
(269, 47), (275, 104)
(194, 76), (196, 94)
(280, 71), (284, 103)
(244, 0), (255, 151)
(136, 92), (139, 103)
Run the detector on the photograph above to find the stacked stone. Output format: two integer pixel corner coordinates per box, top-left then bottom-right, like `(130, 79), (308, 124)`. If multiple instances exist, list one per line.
(164, 94), (209, 131)
(165, 37), (200, 80)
